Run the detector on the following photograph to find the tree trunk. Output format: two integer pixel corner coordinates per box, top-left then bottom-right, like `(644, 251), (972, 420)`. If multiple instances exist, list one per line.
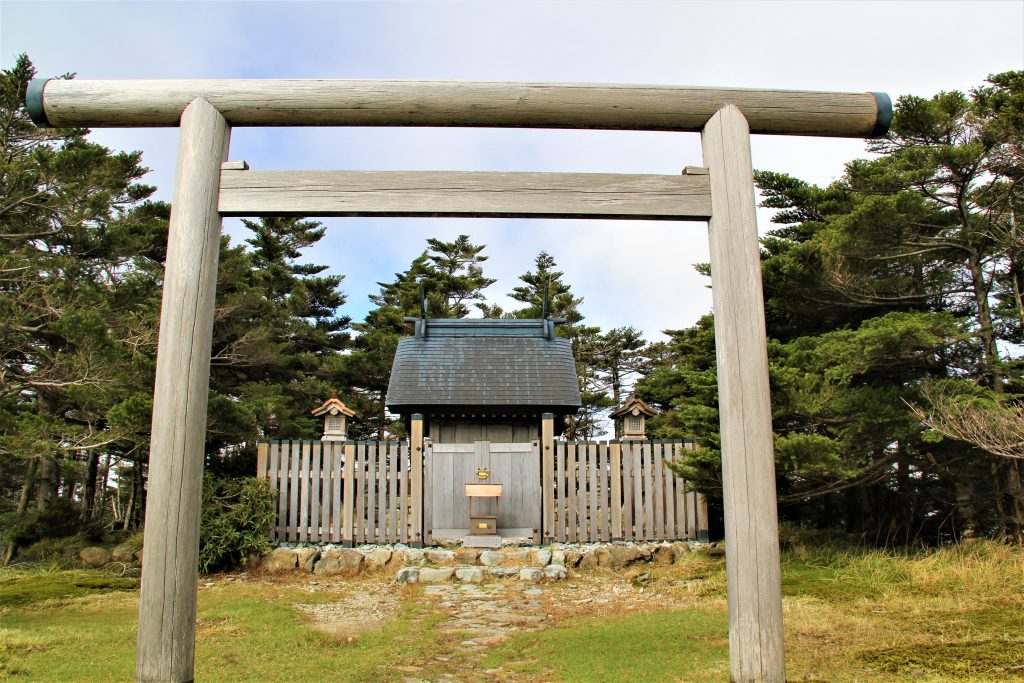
(62, 470), (76, 500)
(997, 458), (1024, 544)
(122, 467), (136, 530)
(16, 457), (38, 515)
(36, 456), (59, 511)
(967, 252), (1003, 392)
(81, 449), (100, 521)
(98, 453), (113, 517)
(132, 462), (146, 530)
(953, 476), (982, 539)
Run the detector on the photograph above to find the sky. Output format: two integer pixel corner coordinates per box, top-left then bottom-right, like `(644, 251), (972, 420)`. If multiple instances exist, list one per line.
(2, 0), (1023, 343)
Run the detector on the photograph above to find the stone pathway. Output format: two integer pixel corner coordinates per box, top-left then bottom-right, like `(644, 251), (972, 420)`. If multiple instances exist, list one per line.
(405, 582), (550, 683)
(280, 568), (699, 682)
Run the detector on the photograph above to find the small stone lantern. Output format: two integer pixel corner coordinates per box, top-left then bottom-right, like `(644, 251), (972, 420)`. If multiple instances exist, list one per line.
(311, 392), (357, 441)
(610, 395), (656, 441)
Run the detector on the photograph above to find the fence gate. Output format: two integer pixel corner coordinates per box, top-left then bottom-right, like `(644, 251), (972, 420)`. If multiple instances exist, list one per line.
(424, 440), (541, 544)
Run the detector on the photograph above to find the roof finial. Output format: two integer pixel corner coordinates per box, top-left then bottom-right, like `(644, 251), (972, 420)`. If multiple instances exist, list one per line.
(542, 277), (550, 319)
(419, 281), (428, 320)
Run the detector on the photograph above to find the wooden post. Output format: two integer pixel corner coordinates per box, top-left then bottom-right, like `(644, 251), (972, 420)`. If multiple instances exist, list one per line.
(136, 97), (229, 683)
(702, 104), (785, 683)
(409, 414), (424, 547)
(541, 413), (555, 543)
(256, 442), (268, 479)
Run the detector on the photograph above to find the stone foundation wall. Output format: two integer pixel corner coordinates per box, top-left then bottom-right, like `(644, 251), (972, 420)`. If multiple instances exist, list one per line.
(260, 540), (712, 584)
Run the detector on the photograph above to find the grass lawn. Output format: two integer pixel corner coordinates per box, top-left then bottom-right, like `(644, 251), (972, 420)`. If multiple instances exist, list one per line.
(1, 541), (1021, 682)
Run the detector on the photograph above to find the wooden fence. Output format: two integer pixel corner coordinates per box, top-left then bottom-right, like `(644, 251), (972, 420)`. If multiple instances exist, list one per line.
(547, 441), (706, 543)
(256, 440), (419, 545)
(258, 438), (707, 545)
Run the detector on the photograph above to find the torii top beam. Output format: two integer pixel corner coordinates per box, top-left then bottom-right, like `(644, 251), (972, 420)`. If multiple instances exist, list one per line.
(26, 79), (891, 138)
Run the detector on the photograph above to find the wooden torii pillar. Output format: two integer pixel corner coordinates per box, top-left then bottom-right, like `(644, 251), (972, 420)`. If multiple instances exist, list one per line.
(26, 78), (890, 683)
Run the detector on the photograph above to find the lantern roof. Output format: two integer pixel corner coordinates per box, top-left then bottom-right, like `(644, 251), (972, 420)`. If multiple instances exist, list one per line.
(311, 393), (358, 418)
(609, 394), (656, 419)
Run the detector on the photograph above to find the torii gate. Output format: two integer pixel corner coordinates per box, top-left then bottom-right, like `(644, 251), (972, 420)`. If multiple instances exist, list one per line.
(26, 79), (890, 683)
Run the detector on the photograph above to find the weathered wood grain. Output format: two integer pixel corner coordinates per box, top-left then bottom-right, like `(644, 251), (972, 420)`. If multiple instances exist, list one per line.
(663, 445), (676, 539)
(423, 440), (433, 546)
(343, 443), (355, 545)
(37, 79), (886, 137)
(355, 444), (366, 545)
(367, 443), (378, 542)
(632, 443), (644, 539)
(410, 416), (424, 546)
(289, 441), (300, 542)
(621, 442), (634, 542)
(654, 444), (667, 540)
(588, 444), (599, 542)
(399, 443), (409, 544)
(256, 442), (268, 479)
(541, 414), (555, 543)
(136, 97), (229, 683)
(299, 441), (310, 542)
(610, 442), (623, 540)
(598, 444), (609, 542)
(218, 170), (712, 220)
(331, 443), (342, 543)
(703, 104), (785, 683)
(567, 443), (578, 543)
(389, 441), (399, 542)
(555, 443), (567, 543)
(276, 444), (287, 540)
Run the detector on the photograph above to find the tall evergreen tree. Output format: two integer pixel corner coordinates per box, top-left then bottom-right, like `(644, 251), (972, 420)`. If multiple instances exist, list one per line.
(0, 55), (168, 524)
(639, 72), (1024, 543)
(346, 236), (494, 438)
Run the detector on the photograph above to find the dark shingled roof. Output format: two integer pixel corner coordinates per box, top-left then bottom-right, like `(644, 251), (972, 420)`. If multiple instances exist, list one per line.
(386, 318), (582, 413)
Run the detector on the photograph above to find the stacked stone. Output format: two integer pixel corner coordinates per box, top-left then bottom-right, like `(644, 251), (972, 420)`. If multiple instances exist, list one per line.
(260, 540), (703, 582)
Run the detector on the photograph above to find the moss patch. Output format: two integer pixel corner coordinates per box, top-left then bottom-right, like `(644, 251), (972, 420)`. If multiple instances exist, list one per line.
(862, 639), (1024, 678)
(0, 570), (138, 608)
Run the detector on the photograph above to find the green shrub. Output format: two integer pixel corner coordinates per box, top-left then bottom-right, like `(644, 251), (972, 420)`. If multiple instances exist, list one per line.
(0, 499), (85, 562)
(198, 476), (277, 573)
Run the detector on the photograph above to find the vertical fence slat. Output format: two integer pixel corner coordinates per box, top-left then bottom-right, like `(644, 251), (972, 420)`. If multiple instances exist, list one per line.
(632, 441), (644, 540)
(587, 443), (598, 542)
(610, 442), (623, 541)
(321, 442), (333, 542)
(355, 444), (366, 544)
(376, 442), (387, 543)
(343, 443), (355, 545)
(364, 444), (376, 544)
(410, 419), (424, 547)
(399, 443), (409, 544)
(598, 443), (608, 542)
(423, 441), (433, 546)
(269, 442), (281, 542)
(309, 442), (321, 541)
(621, 442), (633, 541)
(580, 444), (590, 542)
(676, 444), (688, 538)
(663, 443), (676, 539)
(555, 443), (566, 543)
(331, 443), (342, 543)
(299, 441), (311, 543)
(287, 441), (300, 542)
(566, 443), (578, 542)
(687, 491), (698, 540)
(652, 442), (665, 541)
(389, 441), (399, 542)
(643, 442), (655, 540)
